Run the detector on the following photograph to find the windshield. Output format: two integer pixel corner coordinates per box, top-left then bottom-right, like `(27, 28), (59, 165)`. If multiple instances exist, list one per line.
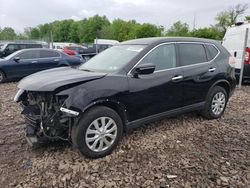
(79, 45), (146, 72)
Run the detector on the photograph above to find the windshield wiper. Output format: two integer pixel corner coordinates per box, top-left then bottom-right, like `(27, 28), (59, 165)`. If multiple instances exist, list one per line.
(79, 68), (93, 72)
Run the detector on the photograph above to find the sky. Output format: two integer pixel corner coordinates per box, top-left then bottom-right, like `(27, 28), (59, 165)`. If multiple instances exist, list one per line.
(0, 0), (250, 32)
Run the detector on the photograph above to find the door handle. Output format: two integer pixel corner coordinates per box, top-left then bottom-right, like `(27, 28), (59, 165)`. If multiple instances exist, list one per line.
(172, 75), (183, 81)
(208, 67), (216, 72)
(54, 59), (60, 62)
(31, 61), (38, 63)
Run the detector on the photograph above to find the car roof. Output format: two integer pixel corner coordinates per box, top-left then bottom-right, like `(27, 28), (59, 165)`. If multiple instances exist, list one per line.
(17, 48), (58, 53)
(120, 37), (220, 45)
(3, 42), (42, 45)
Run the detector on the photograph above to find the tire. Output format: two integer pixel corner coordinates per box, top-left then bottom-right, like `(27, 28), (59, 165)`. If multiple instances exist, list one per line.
(202, 86), (228, 119)
(0, 70), (6, 83)
(71, 106), (123, 158)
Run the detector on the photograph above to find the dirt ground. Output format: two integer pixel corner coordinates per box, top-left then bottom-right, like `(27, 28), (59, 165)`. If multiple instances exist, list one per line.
(0, 82), (249, 188)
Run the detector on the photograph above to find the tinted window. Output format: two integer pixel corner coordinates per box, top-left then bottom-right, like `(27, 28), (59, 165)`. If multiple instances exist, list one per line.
(19, 50), (40, 59)
(30, 44), (42, 48)
(68, 47), (78, 51)
(6, 44), (19, 53)
(178, 43), (207, 66)
(40, 50), (60, 58)
(19, 44), (27, 49)
(206, 44), (219, 60)
(140, 44), (176, 71)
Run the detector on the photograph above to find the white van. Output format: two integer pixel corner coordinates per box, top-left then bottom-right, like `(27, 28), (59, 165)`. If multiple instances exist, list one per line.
(222, 22), (250, 80)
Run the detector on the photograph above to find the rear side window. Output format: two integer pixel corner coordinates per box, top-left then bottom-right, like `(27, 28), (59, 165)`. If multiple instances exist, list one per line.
(19, 50), (40, 59)
(40, 50), (60, 58)
(206, 44), (219, 61)
(140, 44), (176, 71)
(178, 43), (207, 66)
(19, 44), (27, 49)
(18, 44), (42, 49)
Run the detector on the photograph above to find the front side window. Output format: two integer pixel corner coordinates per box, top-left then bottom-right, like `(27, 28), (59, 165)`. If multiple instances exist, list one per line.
(18, 50), (40, 59)
(139, 44), (176, 71)
(178, 43), (207, 66)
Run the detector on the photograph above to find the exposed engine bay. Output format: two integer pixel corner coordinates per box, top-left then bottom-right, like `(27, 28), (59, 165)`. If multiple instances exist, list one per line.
(17, 90), (77, 147)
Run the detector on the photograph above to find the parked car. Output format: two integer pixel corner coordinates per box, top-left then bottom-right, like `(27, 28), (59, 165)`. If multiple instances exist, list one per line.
(0, 42), (43, 58)
(222, 21), (250, 81)
(14, 37), (236, 158)
(0, 48), (83, 83)
(63, 45), (87, 56)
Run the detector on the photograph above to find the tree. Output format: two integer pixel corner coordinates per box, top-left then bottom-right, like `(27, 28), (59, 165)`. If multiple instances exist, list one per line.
(166, 21), (190, 36)
(69, 21), (80, 43)
(216, 3), (248, 32)
(101, 19), (137, 41)
(30, 28), (40, 39)
(191, 27), (223, 40)
(81, 15), (110, 43)
(135, 23), (162, 38)
(246, 15), (250, 21)
(0, 27), (16, 40)
(38, 23), (52, 41)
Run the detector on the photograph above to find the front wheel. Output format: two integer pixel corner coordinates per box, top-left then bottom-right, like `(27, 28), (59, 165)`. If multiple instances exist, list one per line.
(202, 86), (228, 119)
(71, 106), (123, 158)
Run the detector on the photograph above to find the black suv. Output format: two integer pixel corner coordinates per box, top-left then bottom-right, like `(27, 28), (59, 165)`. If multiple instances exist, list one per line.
(0, 42), (43, 58)
(15, 37), (236, 158)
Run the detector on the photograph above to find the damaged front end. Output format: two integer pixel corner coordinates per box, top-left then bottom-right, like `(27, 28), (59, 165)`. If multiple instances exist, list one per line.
(15, 89), (79, 147)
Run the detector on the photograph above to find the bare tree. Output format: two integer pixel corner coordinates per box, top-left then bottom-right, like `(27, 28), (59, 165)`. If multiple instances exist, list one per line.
(216, 3), (248, 33)
(228, 4), (249, 24)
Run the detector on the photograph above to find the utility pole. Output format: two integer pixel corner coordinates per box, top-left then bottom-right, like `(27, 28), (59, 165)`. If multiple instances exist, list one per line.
(95, 37), (98, 54)
(50, 31), (53, 49)
(239, 28), (249, 88)
(193, 14), (196, 30)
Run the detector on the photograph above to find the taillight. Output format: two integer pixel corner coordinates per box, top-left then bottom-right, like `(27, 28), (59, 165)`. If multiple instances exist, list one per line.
(228, 56), (236, 67)
(244, 47), (250, 65)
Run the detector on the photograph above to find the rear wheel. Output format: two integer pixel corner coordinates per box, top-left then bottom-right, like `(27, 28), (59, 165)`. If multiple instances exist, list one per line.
(0, 70), (6, 83)
(202, 86), (228, 119)
(71, 106), (123, 158)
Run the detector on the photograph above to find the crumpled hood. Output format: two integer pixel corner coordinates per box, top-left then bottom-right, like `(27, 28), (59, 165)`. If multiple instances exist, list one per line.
(18, 67), (106, 91)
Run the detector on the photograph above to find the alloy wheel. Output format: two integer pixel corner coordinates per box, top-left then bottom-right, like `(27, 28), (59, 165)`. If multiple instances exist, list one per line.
(211, 92), (226, 115)
(85, 117), (117, 152)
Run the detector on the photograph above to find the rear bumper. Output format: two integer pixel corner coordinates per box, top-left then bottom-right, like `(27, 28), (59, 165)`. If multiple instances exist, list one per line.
(235, 65), (250, 79)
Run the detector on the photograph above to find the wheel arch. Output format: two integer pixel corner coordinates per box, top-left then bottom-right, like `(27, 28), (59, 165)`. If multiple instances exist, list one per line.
(81, 99), (128, 131)
(0, 68), (6, 79)
(211, 80), (231, 96)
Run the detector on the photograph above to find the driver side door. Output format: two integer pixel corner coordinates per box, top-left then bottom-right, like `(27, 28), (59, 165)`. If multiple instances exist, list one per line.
(9, 50), (40, 78)
(125, 43), (183, 122)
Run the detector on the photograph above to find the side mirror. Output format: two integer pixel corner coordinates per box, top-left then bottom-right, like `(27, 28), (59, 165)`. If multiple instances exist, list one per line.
(13, 57), (20, 62)
(133, 63), (155, 78)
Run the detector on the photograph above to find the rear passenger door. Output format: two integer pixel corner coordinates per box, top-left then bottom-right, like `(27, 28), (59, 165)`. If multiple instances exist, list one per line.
(177, 43), (219, 106)
(37, 50), (62, 71)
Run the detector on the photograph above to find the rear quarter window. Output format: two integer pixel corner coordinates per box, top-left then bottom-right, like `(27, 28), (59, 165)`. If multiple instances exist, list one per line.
(206, 44), (219, 61)
(178, 43), (207, 66)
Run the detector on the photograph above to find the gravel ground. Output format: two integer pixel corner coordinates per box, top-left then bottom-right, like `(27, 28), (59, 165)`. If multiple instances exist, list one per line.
(0, 82), (250, 188)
